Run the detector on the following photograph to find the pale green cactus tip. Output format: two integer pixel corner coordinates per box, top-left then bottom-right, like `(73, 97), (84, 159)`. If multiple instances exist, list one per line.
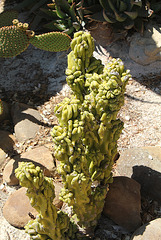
(51, 30), (131, 232)
(15, 162), (78, 240)
(15, 162), (45, 189)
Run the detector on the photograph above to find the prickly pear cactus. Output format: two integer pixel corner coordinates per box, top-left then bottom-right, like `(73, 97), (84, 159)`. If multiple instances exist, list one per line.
(15, 162), (78, 240)
(0, 19), (71, 58)
(51, 31), (132, 232)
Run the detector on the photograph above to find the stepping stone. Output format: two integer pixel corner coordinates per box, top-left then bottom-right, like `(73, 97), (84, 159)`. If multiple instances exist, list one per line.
(3, 159), (19, 185)
(130, 218), (161, 240)
(3, 146), (57, 185)
(11, 102), (42, 142)
(103, 176), (141, 232)
(0, 130), (16, 167)
(114, 146), (161, 202)
(3, 182), (63, 228)
(3, 187), (38, 228)
(129, 24), (161, 65)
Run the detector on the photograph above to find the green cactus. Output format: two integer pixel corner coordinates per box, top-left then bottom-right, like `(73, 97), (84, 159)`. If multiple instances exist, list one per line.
(0, 99), (3, 115)
(0, 19), (71, 58)
(15, 162), (78, 240)
(51, 31), (131, 233)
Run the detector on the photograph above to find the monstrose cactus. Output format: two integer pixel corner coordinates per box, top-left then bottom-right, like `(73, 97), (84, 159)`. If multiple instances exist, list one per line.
(0, 19), (71, 58)
(15, 31), (131, 238)
(51, 31), (132, 233)
(15, 162), (78, 240)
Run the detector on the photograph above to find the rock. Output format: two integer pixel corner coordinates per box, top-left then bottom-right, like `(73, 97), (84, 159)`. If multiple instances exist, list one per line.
(53, 181), (63, 209)
(3, 159), (19, 185)
(0, 101), (10, 122)
(0, 130), (16, 167)
(3, 182), (63, 228)
(114, 146), (161, 202)
(130, 218), (161, 240)
(129, 24), (161, 65)
(3, 187), (38, 228)
(103, 176), (141, 232)
(20, 146), (57, 177)
(11, 102), (42, 142)
(3, 146), (57, 185)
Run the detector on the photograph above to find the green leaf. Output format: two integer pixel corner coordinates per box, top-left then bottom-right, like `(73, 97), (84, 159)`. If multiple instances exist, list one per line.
(103, 10), (116, 23)
(133, 0), (142, 8)
(119, 1), (127, 12)
(114, 12), (126, 22)
(124, 11), (138, 20)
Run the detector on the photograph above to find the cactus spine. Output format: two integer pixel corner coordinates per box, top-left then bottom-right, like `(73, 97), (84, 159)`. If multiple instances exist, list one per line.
(15, 162), (78, 240)
(51, 31), (132, 233)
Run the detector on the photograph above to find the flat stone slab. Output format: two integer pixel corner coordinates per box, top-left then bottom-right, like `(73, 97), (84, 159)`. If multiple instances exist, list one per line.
(3, 187), (38, 228)
(130, 218), (161, 240)
(129, 24), (161, 65)
(0, 130), (16, 167)
(3, 146), (57, 185)
(3, 182), (63, 228)
(114, 146), (161, 201)
(11, 102), (42, 142)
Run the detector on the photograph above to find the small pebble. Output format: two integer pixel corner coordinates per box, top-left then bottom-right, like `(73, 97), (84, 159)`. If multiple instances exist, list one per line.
(148, 155), (153, 160)
(125, 116), (130, 121)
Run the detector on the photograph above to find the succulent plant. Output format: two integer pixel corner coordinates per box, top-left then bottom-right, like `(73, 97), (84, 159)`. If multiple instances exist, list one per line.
(0, 18), (71, 58)
(51, 31), (131, 233)
(15, 162), (78, 240)
(98, 0), (146, 30)
(40, 0), (82, 35)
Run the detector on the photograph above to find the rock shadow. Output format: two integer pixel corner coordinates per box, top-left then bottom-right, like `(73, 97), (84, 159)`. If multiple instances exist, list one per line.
(132, 165), (161, 203)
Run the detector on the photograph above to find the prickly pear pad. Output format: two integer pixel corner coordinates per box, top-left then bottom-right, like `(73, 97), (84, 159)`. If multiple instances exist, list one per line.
(0, 25), (29, 57)
(29, 32), (71, 52)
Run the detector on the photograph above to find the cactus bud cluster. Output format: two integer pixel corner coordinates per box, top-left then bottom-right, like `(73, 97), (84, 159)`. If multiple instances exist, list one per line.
(15, 162), (78, 240)
(51, 31), (132, 231)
